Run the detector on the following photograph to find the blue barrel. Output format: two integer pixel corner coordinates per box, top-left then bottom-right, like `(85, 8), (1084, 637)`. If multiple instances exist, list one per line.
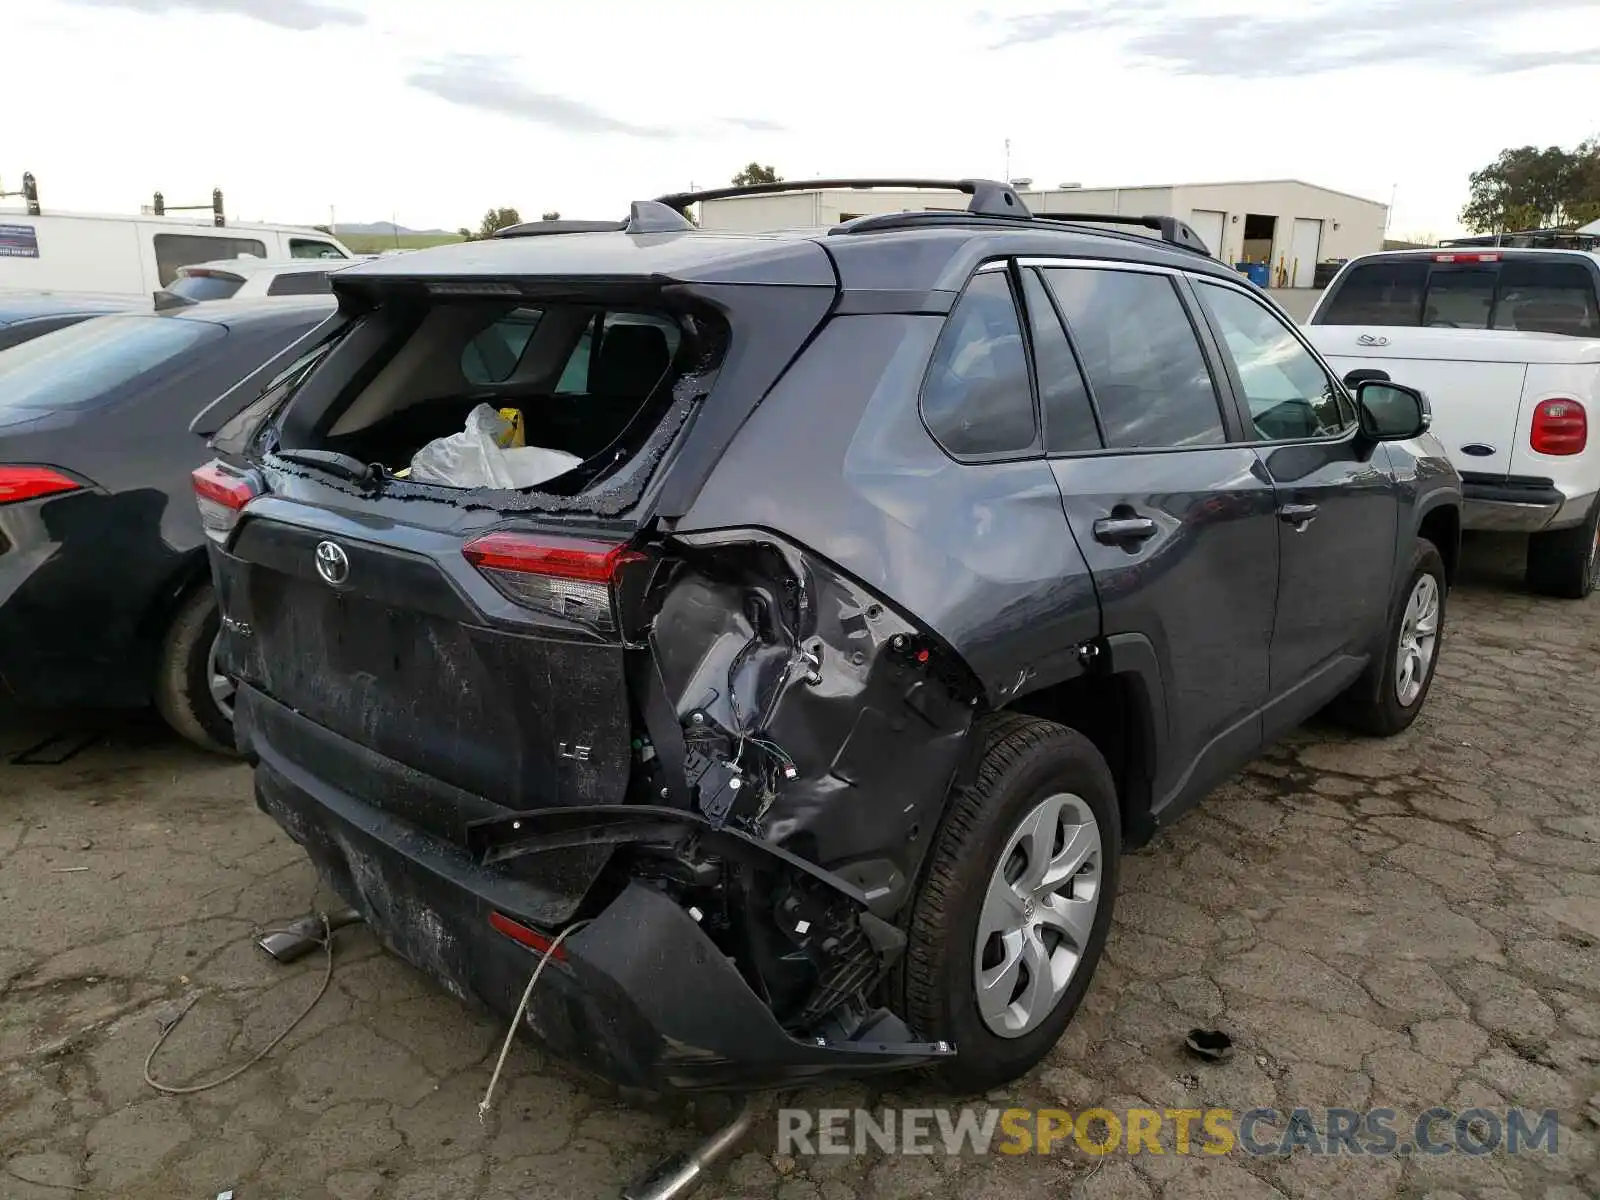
(1235, 262), (1270, 287)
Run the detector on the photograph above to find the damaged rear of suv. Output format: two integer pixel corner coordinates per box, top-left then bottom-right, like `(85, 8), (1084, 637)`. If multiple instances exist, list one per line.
(194, 181), (1458, 1095)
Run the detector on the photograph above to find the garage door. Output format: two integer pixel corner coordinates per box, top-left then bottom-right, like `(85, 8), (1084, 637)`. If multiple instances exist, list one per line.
(1188, 209), (1226, 260)
(1290, 219), (1322, 287)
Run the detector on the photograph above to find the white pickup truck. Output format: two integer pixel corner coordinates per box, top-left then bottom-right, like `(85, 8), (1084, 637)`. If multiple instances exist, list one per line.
(1306, 248), (1600, 598)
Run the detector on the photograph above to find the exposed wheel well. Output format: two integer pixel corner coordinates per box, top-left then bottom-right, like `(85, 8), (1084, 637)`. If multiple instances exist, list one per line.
(1004, 671), (1156, 848)
(1418, 506), (1461, 585)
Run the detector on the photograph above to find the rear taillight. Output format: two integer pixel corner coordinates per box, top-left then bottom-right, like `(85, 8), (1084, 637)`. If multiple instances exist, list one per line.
(191, 461), (259, 543)
(0, 466), (83, 506)
(463, 531), (642, 634)
(1530, 398), (1588, 456)
(1433, 252), (1499, 263)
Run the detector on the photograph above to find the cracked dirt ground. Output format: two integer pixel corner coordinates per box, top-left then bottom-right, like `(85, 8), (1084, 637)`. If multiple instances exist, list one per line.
(1, 534), (1597, 1200)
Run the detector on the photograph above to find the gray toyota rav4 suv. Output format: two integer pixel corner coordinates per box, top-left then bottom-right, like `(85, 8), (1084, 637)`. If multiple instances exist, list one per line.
(192, 179), (1462, 1095)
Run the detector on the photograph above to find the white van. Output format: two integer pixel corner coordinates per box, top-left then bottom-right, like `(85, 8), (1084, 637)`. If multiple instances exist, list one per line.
(0, 209), (353, 302)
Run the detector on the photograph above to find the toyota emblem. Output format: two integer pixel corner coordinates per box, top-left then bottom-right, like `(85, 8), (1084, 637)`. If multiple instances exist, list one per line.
(314, 540), (350, 586)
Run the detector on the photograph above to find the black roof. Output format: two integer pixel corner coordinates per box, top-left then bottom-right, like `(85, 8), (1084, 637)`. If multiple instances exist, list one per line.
(159, 295), (338, 329)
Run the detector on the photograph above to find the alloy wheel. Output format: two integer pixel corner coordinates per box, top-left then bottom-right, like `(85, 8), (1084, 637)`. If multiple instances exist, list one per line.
(1395, 574), (1440, 707)
(207, 633), (236, 724)
(973, 792), (1103, 1039)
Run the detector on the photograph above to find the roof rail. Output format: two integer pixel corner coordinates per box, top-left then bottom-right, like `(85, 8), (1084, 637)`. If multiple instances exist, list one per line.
(655, 178), (1029, 219)
(494, 219), (626, 238)
(1029, 212), (1211, 256)
(833, 207), (1212, 257)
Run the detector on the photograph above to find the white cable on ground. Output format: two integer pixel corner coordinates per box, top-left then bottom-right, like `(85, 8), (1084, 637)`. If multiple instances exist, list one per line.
(478, 920), (587, 1122)
(143, 913), (334, 1096)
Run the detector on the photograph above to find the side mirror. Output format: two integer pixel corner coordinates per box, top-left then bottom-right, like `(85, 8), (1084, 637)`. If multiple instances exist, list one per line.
(1355, 380), (1431, 441)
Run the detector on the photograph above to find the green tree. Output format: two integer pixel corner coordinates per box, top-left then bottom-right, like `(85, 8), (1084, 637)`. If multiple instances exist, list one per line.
(731, 163), (782, 186)
(541, 211), (561, 221)
(477, 207), (523, 238)
(1461, 140), (1600, 232)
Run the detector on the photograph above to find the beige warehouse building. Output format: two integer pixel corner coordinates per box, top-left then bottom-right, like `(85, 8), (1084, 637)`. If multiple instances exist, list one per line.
(697, 179), (1389, 287)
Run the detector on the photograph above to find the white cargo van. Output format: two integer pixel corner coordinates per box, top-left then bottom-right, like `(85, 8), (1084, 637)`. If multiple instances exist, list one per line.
(0, 209), (352, 303)
(1306, 248), (1600, 597)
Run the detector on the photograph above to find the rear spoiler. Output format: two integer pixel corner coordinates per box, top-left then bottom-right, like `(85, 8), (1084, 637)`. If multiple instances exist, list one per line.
(153, 289), (197, 312)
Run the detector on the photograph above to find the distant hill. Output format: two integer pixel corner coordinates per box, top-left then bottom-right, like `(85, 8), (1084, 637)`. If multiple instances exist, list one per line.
(332, 221), (453, 237)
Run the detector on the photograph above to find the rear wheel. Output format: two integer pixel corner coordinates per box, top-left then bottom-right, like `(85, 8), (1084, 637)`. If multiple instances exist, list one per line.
(153, 587), (237, 756)
(901, 714), (1120, 1093)
(1525, 498), (1600, 599)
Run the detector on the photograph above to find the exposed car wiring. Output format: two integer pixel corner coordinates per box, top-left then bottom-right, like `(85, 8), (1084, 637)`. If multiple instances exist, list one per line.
(143, 913), (335, 1097)
(478, 919), (590, 1122)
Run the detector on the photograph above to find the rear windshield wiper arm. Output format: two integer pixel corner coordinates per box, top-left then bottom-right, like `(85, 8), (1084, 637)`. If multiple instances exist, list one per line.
(275, 449), (379, 488)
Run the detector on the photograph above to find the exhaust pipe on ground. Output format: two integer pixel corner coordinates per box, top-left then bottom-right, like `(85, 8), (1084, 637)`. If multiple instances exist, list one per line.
(255, 907), (363, 963)
(621, 1097), (757, 1200)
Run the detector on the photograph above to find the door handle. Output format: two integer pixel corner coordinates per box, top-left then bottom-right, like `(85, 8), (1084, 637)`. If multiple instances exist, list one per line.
(1093, 515), (1158, 546)
(1277, 503), (1319, 530)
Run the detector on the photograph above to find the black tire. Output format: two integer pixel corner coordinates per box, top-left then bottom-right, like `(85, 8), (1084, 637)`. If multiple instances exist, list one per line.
(153, 587), (237, 756)
(900, 713), (1120, 1094)
(1332, 538), (1447, 737)
(1525, 497), (1600, 599)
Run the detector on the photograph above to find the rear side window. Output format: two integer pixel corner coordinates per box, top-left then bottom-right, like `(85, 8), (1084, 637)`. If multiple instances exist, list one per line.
(1020, 269), (1100, 453)
(920, 270), (1038, 457)
(0, 315), (222, 413)
(555, 312), (682, 395)
(165, 273), (243, 303)
(463, 307), (543, 384)
(266, 271), (332, 297)
(153, 234), (267, 286)
(1043, 268), (1225, 449)
(1492, 261), (1600, 336)
(1317, 260), (1426, 326)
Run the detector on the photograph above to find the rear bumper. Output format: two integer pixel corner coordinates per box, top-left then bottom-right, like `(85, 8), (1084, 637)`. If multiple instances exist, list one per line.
(237, 685), (948, 1094)
(1460, 474), (1594, 533)
(0, 504), (173, 708)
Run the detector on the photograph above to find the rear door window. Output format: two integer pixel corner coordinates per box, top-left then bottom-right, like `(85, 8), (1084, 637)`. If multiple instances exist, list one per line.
(152, 234), (267, 286)
(1020, 269), (1100, 453)
(1492, 260), (1600, 336)
(920, 270), (1038, 457)
(1043, 267), (1226, 449)
(0, 315), (222, 413)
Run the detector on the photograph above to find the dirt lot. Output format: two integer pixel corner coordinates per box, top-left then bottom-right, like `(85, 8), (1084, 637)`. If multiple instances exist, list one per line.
(1, 535), (1597, 1200)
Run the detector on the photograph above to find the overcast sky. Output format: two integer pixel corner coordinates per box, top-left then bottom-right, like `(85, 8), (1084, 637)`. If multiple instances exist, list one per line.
(8, 0), (1598, 237)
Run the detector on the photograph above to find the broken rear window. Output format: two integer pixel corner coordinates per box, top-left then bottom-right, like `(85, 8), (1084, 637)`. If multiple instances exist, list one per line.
(278, 296), (700, 493)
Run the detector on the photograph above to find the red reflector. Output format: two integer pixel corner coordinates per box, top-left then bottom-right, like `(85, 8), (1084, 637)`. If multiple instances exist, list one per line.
(191, 462), (256, 510)
(915, 648), (931, 663)
(1530, 398), (1588, 456)
(0, 465), (82, 505)
(489, 911), (568, 960)
(1433, 252), (1498, 263)
(463, 532), (641, 582)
